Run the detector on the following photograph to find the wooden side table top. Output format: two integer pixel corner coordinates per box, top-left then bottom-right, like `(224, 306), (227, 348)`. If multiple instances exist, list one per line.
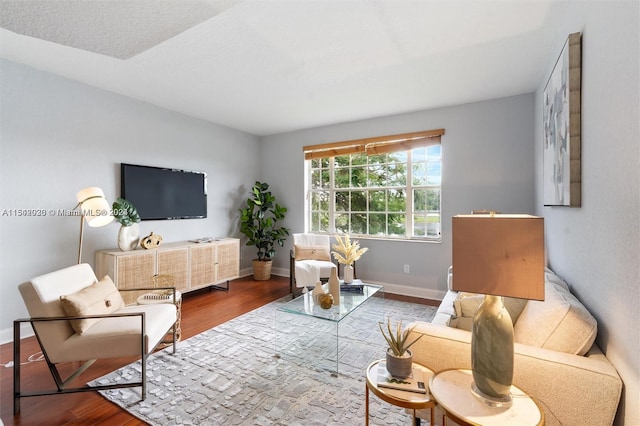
(429, 369), (544, 426)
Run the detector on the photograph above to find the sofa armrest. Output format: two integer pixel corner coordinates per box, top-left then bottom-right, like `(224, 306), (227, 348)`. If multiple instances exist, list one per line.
(407, 321), (622, 426)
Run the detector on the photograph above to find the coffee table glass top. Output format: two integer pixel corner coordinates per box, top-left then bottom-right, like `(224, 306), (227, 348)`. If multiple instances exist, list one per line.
(278, 283), (383, 323)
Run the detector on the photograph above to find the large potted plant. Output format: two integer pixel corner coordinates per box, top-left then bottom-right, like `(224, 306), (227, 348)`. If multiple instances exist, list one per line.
(239, 181), (290, 280)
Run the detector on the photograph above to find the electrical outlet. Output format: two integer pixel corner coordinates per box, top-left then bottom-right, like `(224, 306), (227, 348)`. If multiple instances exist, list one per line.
(403, 264), (410, 274)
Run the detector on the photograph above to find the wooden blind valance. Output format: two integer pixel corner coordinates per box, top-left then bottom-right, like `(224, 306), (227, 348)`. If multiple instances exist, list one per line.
(303, 129), (445, 160)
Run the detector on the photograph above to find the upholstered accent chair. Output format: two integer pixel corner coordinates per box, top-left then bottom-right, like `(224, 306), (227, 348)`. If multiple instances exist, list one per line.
(14, 263), (178, 413)
(289, 234), (338, 297)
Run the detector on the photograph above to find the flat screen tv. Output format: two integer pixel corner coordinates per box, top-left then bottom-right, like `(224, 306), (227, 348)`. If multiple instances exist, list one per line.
(121, 163), (207, 220)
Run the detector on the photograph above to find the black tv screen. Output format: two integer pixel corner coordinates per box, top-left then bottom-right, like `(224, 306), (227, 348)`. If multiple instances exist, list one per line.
(121, 163), (207, 220)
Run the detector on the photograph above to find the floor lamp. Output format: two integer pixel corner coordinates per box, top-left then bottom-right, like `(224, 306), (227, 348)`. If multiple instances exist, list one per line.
(76, 187), (114, 264)
(452, 213), (544, 407)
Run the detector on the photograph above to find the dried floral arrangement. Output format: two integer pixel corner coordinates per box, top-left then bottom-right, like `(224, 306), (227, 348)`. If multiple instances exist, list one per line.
(331, 235), (368, 266)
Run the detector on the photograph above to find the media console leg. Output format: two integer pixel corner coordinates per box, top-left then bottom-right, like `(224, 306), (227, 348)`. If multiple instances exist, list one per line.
(210, 280), (230, 292)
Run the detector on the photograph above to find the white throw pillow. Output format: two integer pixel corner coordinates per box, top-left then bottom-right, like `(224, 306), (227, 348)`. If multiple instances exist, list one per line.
(452, 292), (528, 331)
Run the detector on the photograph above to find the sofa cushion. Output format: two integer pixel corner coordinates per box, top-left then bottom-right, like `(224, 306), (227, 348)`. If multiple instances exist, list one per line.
(294, 244), (331, 261)
(514, 280), (597, 355)
(545, 267), (570, 291)
(451, 292), (528, 331)
(433, 289), (458, 326)
(60, 275), (125, 334)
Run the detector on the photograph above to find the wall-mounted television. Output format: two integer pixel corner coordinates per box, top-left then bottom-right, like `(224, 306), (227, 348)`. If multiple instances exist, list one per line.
(121, 163), (207, 220)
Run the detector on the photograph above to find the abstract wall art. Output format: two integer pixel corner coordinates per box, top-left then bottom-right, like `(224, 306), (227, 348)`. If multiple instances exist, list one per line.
(543, 32), (582, 207)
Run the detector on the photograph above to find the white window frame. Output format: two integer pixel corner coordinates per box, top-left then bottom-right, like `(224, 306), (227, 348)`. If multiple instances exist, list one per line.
(303, 130), (443, 242)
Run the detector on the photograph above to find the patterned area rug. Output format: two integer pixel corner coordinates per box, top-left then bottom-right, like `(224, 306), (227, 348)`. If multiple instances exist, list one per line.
(91, 295), (436, 425)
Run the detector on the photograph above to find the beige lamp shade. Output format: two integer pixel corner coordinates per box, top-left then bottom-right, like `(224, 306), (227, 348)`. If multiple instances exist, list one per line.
(452, 214), (544, 301)
(76, 187), (114, 227)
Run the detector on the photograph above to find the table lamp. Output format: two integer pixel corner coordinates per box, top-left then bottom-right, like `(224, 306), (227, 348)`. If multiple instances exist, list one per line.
(452, 213), (544, 407)
(76, 187), (114, 263)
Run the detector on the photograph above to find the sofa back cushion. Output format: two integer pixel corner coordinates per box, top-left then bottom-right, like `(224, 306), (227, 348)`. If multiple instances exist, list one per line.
(514, 279), (597, 356)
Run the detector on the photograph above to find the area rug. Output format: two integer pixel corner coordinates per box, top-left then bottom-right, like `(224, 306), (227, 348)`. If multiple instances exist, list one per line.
(90, 295), (436, 425)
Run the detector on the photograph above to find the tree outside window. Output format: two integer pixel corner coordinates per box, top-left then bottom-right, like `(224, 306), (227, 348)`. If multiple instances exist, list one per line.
(308, 143), (441, 241)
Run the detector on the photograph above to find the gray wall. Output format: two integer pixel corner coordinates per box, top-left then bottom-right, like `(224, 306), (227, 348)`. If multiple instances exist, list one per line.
(1, 1), (637, 422)
(0, 59), (260, 340)
(533, 2), (639, 425)
(261, 93), (536, 299)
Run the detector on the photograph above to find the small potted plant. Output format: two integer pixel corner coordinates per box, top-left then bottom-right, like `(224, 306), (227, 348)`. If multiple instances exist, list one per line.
(239, 182), (290, 280)
(379, 318), (423, 378)
(331, 234), (368, 283)
(112, 197), (141, 251)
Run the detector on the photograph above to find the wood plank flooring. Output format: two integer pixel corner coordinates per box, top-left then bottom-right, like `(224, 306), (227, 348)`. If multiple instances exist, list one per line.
(1, 275), (436, 425)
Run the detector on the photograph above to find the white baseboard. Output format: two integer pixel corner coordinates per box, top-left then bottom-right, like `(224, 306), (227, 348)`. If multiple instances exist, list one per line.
(0, 323), (34, 345)
(271, 268), (445, 301)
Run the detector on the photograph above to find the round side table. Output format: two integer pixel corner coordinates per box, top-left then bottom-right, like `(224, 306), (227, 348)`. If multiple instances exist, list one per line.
(137, 290), (182, 345)
(365, 359), (436, 426)
(429, 369), (544, 426)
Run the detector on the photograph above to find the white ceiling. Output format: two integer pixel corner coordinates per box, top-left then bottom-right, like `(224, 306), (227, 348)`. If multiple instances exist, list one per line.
(0, 0), (567, 136)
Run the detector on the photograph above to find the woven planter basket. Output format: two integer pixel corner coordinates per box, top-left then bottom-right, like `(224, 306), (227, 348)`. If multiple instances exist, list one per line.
(252, 259), (273, 281)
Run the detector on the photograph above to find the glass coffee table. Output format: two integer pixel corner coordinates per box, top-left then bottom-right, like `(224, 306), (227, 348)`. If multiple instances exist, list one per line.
(275, 283), (383, 376)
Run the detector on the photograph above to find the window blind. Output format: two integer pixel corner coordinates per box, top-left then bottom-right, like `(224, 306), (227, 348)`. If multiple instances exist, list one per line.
(303, 129), (444, 160)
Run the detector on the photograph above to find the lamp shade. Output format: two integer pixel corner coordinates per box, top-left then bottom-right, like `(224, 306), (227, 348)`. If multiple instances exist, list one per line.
(76, 187), (114, 227)
(452, 214), (544, 301)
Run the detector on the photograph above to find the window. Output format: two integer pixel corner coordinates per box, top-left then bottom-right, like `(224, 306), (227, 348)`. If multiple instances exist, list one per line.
(305, 129), (444, 241)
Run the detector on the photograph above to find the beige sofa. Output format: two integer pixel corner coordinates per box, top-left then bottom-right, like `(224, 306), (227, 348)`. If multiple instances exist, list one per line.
(408, 268), (622, 426)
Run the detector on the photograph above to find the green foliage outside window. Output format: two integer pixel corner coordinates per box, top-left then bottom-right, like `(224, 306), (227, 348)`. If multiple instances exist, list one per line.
(308, 144), (441, 239)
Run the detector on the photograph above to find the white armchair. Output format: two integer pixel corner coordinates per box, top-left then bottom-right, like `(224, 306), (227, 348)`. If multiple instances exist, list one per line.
(289, 233), (337, 297)
(13, 263), (178, 413)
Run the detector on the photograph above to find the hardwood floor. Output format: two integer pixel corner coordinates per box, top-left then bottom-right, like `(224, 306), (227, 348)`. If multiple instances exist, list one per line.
(1, 275), (436, 425)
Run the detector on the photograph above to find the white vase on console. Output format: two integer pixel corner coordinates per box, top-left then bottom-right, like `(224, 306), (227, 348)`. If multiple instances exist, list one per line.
(112, 197), (141, 252)
(118, 223), (140, 251)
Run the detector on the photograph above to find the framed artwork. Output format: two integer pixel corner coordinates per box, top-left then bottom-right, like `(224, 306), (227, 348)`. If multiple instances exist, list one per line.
(543, 32), (582, 207)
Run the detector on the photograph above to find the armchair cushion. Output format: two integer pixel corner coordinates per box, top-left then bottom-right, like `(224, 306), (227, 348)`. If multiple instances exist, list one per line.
(294, 244), (331, 261)
(60, 275), (125, 334)
(56, 304), (177, 361)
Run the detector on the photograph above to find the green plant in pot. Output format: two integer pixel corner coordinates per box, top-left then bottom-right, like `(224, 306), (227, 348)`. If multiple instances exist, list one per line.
(112, 197), (141, 251)
(379, 318), (423, 378)
(239, 181), (290, 280)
